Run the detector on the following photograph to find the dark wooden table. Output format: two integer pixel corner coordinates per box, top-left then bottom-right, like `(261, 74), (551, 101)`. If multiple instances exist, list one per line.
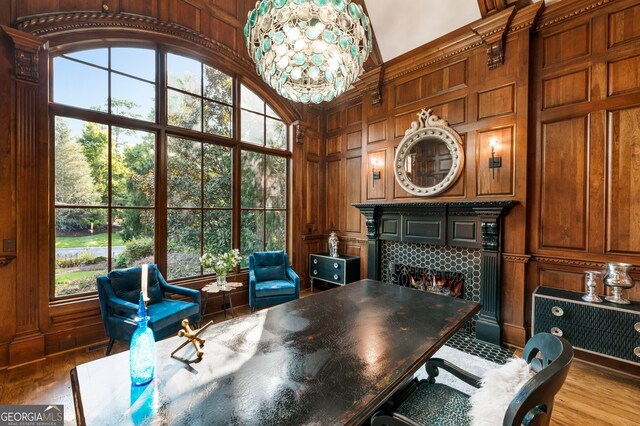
(71, 279), (480, 425)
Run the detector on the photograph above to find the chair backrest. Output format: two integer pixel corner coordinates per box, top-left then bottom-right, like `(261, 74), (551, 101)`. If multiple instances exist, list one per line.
(250, 251), (287, 282)
(103, 264), (165, 305)
(504, 333), (574, 426)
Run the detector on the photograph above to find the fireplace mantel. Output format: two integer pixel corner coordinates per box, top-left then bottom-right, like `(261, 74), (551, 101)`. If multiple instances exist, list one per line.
(354, 201), (516, 345)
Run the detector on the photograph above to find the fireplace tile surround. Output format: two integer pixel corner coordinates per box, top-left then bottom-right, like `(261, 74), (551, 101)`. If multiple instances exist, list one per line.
(354, 201), (515, 345)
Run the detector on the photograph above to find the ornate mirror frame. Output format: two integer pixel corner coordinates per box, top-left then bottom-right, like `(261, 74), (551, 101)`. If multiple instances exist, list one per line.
(394, 109), (465, 197)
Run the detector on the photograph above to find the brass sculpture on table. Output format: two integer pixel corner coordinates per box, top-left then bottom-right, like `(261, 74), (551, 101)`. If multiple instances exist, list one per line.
(170, 319), (213, 359)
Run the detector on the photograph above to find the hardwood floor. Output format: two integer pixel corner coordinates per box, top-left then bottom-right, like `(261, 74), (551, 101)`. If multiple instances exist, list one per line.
(0, 289), (638, 426)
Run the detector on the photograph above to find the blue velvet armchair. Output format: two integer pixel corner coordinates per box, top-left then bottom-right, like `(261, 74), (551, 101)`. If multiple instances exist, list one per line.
(96, 264), (201, 355)
(249, 251), (300, 310)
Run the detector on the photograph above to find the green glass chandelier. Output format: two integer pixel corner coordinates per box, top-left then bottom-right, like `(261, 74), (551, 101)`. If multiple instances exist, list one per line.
(245, 0), (372, 104)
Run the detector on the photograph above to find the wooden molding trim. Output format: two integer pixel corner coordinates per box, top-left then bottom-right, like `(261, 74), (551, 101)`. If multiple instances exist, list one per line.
(532, 255), (639, 272)
(471, 6), (517, 69)
(13, 11), (248, 68)
(533, 256), (606, 268)
(383, 31), (483, 83)
(502, 253), (531, 263)
(508, 1), (545, 34)
(535, 0), (616, 31)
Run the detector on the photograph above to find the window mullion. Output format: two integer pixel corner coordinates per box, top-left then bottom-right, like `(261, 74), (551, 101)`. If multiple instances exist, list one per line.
(156, 45), (168, 276)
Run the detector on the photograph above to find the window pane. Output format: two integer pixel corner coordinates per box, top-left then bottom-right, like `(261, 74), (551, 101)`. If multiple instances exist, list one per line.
(203, 144), (232, 208)
(64, 48), (108, 68)
(204, 65), (232, 104)
(111, 74), (156, 122)
(204, 100), (232, 138)
(55, 207), (108, 297)
(203, 209), (232, 271)
(112, 209), (154, 269)
(241, 110), (264, 145)
(167, 53), (201, 95)
(266, 211), (286, 251)
(55, 117), (108, 206)
(241, 210), (264, 267)
(111, 47), (156, 82)
(241, 151), (264, 208)
(266, 118), (286, 149)
(168, 209), (201, 280)
(265, 103), (278, 118)
(168, 89), (202, 131)
(53, 57), (108, 112)
(168, 136), (201, 208)
(112, 128), (155, 207)
(266, 155), (286, 209)
(241, 85), (264, 113)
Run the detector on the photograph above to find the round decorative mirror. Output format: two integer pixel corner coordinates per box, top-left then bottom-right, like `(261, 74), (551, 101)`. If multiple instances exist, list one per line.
(394, 109), (465, 196)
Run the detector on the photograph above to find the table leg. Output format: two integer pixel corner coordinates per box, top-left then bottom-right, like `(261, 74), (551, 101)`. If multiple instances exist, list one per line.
(229, 292), (235, 318)
(222, 297), (227, 319)
(202, 291), (210, 317)
(310, 277), (314, 292)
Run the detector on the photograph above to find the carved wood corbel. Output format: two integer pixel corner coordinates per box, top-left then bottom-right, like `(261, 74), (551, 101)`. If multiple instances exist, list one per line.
(1, 26), (48, 82)
(353, 65), (384, 107)
(471, 6), (517, 69)
(292, 120), (308, 145)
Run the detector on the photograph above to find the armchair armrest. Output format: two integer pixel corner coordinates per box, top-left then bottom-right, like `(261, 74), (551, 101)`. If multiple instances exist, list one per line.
(108, 297), (139, 316)
(286, 267), (299, 284)
(425, 357), (482, 388)
(160, 280), (201, 305)
(249, 269), (257, 290)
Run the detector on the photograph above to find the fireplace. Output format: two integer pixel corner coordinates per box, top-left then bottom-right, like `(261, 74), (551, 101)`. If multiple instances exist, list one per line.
(354, 201), (515, 345)
(382, 242), (481, 333)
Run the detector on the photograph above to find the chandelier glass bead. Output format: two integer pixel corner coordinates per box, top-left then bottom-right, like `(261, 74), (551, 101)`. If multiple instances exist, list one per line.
(245, 0), (372, 104)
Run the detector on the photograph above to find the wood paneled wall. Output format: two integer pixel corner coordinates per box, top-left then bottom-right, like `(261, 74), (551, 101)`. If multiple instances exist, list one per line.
(321, 0), (640, 354)
(527, 0), (640, 321)
(323, 4), (537, 347)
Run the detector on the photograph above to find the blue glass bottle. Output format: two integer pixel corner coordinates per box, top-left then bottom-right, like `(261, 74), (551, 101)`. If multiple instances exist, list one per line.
(130, 292), (156, 386)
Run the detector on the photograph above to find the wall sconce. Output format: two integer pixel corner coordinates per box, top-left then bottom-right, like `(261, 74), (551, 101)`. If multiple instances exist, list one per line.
(488, 137), (502, 179)
(371, 158), (381, 185)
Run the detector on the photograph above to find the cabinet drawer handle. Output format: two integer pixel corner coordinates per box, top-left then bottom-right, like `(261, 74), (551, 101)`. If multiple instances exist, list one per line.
(313, 259), (318, 264)
(334, 262), (339, 269)
(313, 270), (317, 275)
(551, 306), (564, 317)
(635, 347), (640, 358)
(635, 322), (640, 333)
(334, 274), (339, 280)
(550, 327), (563, 337)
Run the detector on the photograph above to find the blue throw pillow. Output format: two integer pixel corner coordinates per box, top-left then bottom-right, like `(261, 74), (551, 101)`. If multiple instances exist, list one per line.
(108, 264), (164, 305)
(253, 251), (286, 282)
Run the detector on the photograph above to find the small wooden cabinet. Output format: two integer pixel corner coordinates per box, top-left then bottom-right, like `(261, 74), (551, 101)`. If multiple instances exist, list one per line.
(533, 286), (640, 364)
(309, 253), (360, 291)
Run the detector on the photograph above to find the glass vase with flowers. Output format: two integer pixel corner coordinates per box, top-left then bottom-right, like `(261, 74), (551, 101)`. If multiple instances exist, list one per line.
(200, 249), (242, 289)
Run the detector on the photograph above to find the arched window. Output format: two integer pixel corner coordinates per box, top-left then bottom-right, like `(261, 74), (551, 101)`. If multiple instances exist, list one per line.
(52, 45), (289, 298)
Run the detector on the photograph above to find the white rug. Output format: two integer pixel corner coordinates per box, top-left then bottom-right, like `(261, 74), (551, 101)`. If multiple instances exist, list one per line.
(414, 345), (501, 395)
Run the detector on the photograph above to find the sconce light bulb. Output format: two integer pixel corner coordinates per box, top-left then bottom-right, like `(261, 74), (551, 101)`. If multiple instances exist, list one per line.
(489, 138), (499, 149)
